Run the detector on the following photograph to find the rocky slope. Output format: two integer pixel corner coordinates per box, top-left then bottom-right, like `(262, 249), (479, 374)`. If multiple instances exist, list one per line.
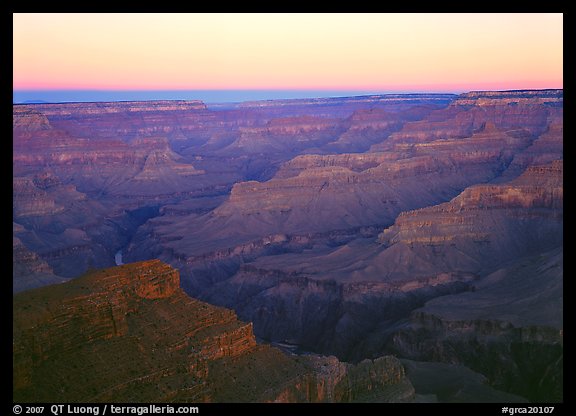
(13, 106), (214, 283)
(13, 223), (67, 294)
(376, 160), (563, 277)
(371, 89), (562, 151)
(390, 247), (563, 402)
(13, 260), (414, 403)
(17, 100), (210, 143)
(196, 160), (562, 394)
(400, 359), (529, 403)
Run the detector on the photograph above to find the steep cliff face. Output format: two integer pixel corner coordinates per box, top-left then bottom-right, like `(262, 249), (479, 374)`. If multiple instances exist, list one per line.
(501, 107), (563, 179)
(371, 89), (562, 151)
(14, 133), (205, 197)
(324, 105), (438, 153)
(218, 115), (346, 155)
(13, 176), (65, 218)
(13, 106), (52, 131)
(454, 89), (563, 105)
(389, 248), (563, 402)
(13, 222), (67, 294)
(377, 160), (563, 277)
(215, 102), (443, 156)
(274, 152), (398, 178)
(259, 355), (413, 403)
(202, 263), (475, 361)
(13, 260), (414, 403)
(22, 100), (208, 115)
(12, 170), (125, 278)
(23, 100), (210, 142)
(400, 359), (529, 403)
(13, 260), (236, 401)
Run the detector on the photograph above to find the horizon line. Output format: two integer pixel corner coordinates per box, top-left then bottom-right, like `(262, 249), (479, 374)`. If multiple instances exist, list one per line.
(12, 87), (563, 105)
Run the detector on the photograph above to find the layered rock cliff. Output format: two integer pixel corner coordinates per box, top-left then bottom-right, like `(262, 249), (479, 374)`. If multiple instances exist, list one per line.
(13, 260), (414, 403)
(13, 106), (52, 131)
(377, 160), (563, 277)
(13, 222), (67, 294)
(389, 247), (563, 402)
(370, 89), (562, 151)
(454, 89), (563, 106)
(374, 161), (563, 401)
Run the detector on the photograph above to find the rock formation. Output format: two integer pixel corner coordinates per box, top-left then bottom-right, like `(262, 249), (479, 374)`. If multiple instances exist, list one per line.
(400, 359), (529, 403)
(13, 223), (67, 294)
(370, 89), (562, 151)
(13, 260), (414, 403)
(13, 106), (52, 131)
(390, 247), (563, 402)
(377, 160), (563, 276)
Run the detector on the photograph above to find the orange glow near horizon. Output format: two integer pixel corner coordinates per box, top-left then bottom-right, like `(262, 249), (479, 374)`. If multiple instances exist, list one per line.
(13, 13), (563, 92)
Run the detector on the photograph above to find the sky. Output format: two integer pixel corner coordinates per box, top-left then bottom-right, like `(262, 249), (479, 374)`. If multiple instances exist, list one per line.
(13, 13), (563, 102)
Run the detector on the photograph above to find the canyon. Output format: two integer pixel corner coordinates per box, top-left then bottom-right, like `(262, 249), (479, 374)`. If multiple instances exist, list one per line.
(13, 90), (562, 402)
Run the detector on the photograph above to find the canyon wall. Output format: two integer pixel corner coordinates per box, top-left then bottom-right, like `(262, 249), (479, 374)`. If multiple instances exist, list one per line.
(13, 261), (415, 403)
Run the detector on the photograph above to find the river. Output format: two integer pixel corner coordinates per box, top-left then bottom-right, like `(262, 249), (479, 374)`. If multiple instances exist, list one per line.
(115, 250), (124, 266)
